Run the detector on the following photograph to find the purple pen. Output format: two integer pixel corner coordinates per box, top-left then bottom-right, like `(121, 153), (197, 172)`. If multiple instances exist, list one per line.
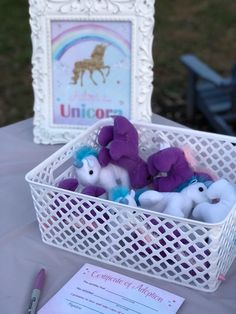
(27, 268), (46, 314)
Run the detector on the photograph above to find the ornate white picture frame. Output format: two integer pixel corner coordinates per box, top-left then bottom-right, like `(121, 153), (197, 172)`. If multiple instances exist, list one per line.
(29, 0), (155, 144)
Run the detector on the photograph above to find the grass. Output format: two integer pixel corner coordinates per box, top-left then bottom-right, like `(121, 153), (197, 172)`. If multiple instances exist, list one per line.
(0, 0), (33, 126)
(153, 0), (236, 93)
(0, 0), (235, 129)
(152, 0), (236, 130)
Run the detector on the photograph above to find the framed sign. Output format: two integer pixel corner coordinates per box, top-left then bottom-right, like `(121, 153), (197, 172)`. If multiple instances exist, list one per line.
(29, 0), (155, 144)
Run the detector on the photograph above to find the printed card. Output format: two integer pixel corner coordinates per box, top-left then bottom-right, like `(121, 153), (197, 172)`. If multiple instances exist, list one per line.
(38, 263), (184, 314)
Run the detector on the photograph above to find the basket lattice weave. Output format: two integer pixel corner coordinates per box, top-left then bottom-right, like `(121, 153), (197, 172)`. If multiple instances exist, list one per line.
(26, 119), (236, 292)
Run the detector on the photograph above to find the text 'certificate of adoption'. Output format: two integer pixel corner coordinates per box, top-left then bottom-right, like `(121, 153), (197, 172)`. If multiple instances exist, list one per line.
(38, 263), (184, 314)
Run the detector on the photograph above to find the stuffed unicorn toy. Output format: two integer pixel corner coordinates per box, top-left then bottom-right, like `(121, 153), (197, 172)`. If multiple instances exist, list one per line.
(192, 179), (236, 223)
(74, 146), (130, 192)
(138, 182), (208, 218)
(97, 115), (152, 189)
(147, 146), (213, 192)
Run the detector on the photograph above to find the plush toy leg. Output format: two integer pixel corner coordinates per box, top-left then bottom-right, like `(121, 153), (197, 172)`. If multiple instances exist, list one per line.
(153, 176), (181, 193)
(148, 147), (194, 192)
(82, 186), (106, 197)
(109, 140), (138, 160)
(113, 115), (137, 136)
(164, 199), (185, 218)
(98, 125), (114, 146)
(192, 202), (229, 223)
(129, 161), (152, 189)
(138, 190), (164, 208)
(113, 116), (140, 150)
(98, 147), (111, 167)
(57, 178), (79, 191)
(148, 147), (188, 173)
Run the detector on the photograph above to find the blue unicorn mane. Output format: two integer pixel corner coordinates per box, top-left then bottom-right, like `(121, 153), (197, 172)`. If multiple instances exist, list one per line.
(109, 186), (129, 202)
(74, 146), (98, 163)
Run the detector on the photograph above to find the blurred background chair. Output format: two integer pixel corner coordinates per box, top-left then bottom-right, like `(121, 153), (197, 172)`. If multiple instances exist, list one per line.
(180, 54), (236, 136)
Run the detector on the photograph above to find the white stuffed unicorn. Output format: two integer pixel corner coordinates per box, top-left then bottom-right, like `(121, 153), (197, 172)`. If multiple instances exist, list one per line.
(192, 178), (236, 223)
(74, 146), (130, 191)
(138, 182), (208, 218)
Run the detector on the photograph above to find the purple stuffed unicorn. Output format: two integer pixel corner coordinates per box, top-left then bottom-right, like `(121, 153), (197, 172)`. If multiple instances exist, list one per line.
(148, 146), (213, 192)
(98, 116), (152, 189)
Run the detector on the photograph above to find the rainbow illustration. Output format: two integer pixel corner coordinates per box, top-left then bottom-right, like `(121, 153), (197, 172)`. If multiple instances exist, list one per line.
(52, 23), (131, 61)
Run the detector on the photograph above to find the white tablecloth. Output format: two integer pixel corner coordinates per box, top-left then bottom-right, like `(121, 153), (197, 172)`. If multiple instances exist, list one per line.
(0, 117), (236, 314)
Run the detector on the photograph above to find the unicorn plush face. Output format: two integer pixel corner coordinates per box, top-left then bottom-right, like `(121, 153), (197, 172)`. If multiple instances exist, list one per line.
(74, 155), (101, 186)
(192, 179), (236, 223)
(74, 146), (130, 191)
(183, 182), (208, 205)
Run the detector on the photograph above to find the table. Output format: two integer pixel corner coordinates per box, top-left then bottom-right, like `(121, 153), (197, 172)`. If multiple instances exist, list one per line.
(1, 116), (236, 314)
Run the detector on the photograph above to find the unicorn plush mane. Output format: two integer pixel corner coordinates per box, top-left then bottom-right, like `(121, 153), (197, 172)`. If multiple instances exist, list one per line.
(109, 186), (130, 202)
(109, 186), (137, 207)
(74, 146), (98, 168)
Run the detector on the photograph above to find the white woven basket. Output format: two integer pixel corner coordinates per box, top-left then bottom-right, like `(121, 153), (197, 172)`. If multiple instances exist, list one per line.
(25, 118), (236, 292)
